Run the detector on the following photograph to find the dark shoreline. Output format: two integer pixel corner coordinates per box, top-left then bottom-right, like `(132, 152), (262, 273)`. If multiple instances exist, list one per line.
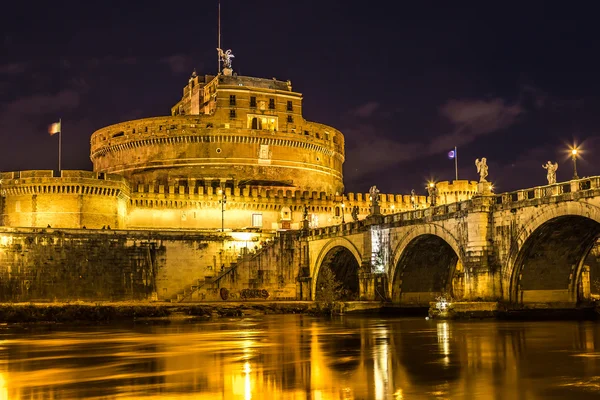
(0, 302), (598, 324)
(0, 302), (318, 324)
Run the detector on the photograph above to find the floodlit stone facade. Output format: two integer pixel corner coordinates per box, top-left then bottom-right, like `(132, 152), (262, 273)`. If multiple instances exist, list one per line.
(0, 71), (476, 231)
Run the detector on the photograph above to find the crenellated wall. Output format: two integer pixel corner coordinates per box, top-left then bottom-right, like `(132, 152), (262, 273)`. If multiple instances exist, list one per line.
(436, 180), (478, 204)
(0, 170), (130, 229)
(0, 170), (463, 230)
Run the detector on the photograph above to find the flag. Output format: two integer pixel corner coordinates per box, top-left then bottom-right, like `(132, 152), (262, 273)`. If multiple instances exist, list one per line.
(448, 150), (456, 159)
(48, 121), (61, 136)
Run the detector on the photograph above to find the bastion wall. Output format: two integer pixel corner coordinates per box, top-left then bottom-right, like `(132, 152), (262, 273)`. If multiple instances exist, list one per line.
(0, 227), (285, 302)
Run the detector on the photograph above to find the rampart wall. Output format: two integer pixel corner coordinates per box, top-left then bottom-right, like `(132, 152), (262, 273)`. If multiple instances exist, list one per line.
(0, 227), (279, 302)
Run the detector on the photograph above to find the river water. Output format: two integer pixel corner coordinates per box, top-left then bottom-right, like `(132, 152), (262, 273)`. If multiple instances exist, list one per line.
(0, 315), (599, 399)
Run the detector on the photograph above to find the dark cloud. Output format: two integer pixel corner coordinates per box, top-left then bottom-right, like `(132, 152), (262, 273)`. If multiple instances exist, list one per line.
(351, 101), (380, 118)
(431, 97), (524, 153)
(344, 95), (524, 185)
(160, 54), (194, 75)
(0, 63), (26, 75)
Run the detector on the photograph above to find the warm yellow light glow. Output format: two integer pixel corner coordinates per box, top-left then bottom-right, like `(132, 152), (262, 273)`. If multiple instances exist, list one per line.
(428, 182), (435, 188)
(572, 149), (578, 155)
(0, 372), (7, 400)
(229, 232), (256, 242)
(0, 235), (10, 246)
(218, 188), (223, 195)
(341, 202), (345, 208)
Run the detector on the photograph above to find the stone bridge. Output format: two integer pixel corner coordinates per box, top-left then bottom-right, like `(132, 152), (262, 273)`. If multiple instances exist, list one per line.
(299, 177), (600, 309)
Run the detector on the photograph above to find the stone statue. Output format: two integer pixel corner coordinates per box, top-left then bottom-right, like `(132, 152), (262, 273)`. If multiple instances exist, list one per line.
(302, 204), (309, 221)
(217, 48), (235, 69)
(369, 186), (380, 206)
(410, 189), (417, 208)
(475, 158), (489, 182)
(427, 184), (438, 207)
(542, 161), (558, 185)
(351, 205), (359, 222)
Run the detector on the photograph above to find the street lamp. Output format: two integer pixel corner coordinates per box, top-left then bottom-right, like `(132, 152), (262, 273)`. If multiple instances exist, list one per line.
(218, 187), (227, 232)
(341, 202), (345, 224)
(570, 146), (579, 180)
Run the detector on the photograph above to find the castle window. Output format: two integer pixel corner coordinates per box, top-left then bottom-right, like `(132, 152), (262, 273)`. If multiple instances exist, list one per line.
(304, 130), (309, 136)
(230, 95), (236, 106)
(251, 117), (262, 130)
(230, 109), (236, 118)
(269, 99), (275, 109)
(287, 101), (293, 111)
(315, 132), (320, 139)
(287, 115), (293, 123)
(252, 213), (263, 228)
(250, 96), (256, 107)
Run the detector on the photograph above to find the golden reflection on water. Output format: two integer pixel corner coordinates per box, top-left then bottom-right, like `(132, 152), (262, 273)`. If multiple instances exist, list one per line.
(0, 317), (599, 398)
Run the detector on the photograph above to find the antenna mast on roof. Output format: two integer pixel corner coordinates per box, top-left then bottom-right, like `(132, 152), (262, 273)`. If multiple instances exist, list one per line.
(218, 0), (221, 74)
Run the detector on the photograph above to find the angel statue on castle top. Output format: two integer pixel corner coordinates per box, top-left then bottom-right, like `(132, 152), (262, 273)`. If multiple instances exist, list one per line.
(475, 158), (489, 182)
(217, 48), (235, 69)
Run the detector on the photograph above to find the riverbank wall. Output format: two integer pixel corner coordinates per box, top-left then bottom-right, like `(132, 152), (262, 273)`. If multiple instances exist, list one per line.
(0, 227), (301, 303)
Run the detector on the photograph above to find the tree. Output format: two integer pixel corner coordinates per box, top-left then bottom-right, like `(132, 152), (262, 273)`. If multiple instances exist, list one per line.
(315, 265), (343, 312)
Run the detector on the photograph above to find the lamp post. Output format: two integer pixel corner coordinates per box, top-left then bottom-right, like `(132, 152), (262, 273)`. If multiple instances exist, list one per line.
(570, 147), (579, 180)
(341, 202), (345, 224)
(218, 187), (227, 232)
(410, 189), (416, 209)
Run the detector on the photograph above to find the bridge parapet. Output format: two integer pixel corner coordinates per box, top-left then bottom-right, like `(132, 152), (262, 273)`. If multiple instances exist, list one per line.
(494, 176), (600, 209)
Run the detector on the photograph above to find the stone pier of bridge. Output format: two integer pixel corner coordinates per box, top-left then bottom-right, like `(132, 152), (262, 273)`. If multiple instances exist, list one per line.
(300, 177), (600, 310)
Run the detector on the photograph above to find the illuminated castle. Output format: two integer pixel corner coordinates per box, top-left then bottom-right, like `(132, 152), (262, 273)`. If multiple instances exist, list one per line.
(0, 53), (477, 231)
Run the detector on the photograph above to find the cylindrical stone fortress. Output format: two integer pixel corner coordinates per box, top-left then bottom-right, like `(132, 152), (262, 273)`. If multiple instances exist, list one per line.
(90, 74), (345, 195)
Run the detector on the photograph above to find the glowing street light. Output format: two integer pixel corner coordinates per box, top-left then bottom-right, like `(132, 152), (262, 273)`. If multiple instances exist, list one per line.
(570, 145), (580, 180)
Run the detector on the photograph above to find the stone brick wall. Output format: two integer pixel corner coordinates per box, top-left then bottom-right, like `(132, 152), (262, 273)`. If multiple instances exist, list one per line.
(0, 228), (286, 302)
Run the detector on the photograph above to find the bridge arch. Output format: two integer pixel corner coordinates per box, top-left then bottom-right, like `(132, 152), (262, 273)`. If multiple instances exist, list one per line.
(507, 202), (600, 306)
(311, 237), (363, 301)
(389, 224), (465, 306)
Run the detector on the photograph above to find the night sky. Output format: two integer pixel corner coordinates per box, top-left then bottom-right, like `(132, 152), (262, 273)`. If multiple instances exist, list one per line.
(2, 1), (599, 195)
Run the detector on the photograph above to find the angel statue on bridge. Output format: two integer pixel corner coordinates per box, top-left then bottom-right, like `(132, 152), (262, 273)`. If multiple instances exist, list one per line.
(369, 186), (380, 207)
(542, 161), (558, 185)
(475, 158), (489, 182)
(217, 48), (235, 69)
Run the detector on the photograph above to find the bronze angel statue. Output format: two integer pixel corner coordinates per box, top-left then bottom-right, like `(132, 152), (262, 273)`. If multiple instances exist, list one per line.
(217, 48), (235, 69)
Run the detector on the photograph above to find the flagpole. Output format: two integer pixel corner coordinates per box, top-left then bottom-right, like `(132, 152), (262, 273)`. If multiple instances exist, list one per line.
(454, 145), (458, 181)
(58, 118), (62, 174)
(218, 0), (221, 74)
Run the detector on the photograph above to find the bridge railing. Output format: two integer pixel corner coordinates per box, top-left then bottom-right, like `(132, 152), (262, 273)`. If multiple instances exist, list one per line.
(495, 176), (600, 205)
